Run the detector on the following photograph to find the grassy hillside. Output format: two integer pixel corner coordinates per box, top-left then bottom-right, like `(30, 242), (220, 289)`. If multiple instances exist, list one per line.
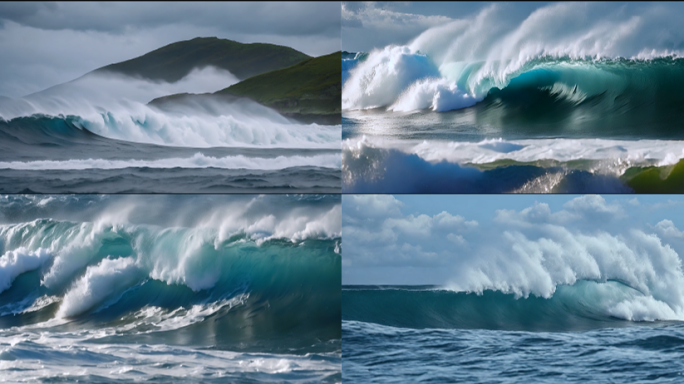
(215, 51), (341, 124)
(95, 37), (310, 82)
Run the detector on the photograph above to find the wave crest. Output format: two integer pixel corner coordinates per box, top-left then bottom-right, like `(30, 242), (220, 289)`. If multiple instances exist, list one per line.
(343, 3), (684, 114)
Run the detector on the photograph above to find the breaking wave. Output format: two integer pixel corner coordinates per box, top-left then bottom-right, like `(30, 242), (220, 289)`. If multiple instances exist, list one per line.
(0, 195), (341, 353)
(343, 3), (684, 131)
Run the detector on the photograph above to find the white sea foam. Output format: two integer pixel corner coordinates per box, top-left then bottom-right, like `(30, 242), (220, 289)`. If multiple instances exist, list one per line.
(0, 69), (340, 149)
(0, 336), (339, 382)
(343, 2), (684, 112)
(0, 152), (341, 170)
(0, 248), (52, 293)
(344, 136), (684, 173)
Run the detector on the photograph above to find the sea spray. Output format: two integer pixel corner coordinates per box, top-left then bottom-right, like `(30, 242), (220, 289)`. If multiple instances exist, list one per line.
(344, 3), (684, 113)
(0, 195), (341, 354)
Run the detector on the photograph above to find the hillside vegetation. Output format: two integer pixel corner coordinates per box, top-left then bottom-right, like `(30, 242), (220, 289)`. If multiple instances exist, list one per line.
(215, 51), (341, 124)
(96, 37), (310, 82)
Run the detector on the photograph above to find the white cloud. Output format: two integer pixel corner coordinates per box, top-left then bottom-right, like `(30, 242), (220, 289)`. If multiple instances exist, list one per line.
(342, 2), (452, 31)
(344, 195), (404, 220)
(655, 220), (684, 238)
(563, 195), (624, 218)
(342, 2), (453, 52)
(0, 2), (341, 97)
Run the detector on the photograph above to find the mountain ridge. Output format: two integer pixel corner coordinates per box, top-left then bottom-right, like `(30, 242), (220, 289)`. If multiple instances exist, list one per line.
(150, 51), (342, 125)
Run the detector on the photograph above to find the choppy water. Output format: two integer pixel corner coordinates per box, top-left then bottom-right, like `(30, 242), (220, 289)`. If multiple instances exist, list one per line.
(0, 114), (341, 193)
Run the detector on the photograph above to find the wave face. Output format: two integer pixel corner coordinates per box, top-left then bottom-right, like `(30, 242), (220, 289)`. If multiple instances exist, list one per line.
(343, 285), (684, 381)
(0, 195), (341, 382)
(345, 53), (684, 129)
(342, 3), (684, 135)
(343, 283), (681, 333)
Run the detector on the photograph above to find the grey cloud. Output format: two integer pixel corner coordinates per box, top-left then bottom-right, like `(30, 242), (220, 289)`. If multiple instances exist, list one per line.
(0, 2), (341, 97)
(0, 2), (340, 36)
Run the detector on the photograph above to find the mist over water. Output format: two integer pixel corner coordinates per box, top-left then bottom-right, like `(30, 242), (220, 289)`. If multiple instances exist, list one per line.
(1, 69), (339, 149)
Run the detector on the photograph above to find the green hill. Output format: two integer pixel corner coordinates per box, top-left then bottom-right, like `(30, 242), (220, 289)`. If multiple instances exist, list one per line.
(95, 37), (311, 82)
(215, 51), (341, 124)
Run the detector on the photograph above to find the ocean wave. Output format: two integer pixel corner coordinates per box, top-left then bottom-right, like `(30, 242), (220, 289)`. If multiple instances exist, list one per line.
(0, 108), (340, 150)
(0, 338), (341, 383)
(342, 136), (684, 193)
(344, 52), (684, 115)
(0, 195), (341, 350)
(343, 3), (684, 116)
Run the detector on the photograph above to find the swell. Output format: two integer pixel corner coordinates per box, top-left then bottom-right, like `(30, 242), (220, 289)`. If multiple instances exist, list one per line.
(342, 282), (680, 332)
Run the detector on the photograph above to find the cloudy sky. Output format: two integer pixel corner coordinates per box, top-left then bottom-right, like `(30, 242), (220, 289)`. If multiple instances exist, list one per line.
(0, 2), (340, 98)
(342, 1), (545, 52)
(343, 195), (684, 292)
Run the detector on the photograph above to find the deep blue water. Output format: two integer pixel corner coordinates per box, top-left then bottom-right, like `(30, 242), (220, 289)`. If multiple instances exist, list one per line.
(343, 286), (684, 383)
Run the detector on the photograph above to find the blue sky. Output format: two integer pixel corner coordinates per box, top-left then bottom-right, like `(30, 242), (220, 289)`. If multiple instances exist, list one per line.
(342, 195), (684, 287)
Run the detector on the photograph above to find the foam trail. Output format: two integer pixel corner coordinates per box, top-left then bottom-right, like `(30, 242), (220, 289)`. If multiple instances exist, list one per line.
(122, 294), (250, 333)
(0, 153), (342, 170)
